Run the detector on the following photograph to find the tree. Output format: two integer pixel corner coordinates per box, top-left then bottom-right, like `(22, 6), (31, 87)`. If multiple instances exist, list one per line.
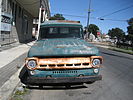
(108, 28), (125, 40)
(88, 24), (99, 38)
(49, 14), (65, 20)
(127, 18), (133, 35)
(127, 18), (133, 51)
(128, 18), (133, 26)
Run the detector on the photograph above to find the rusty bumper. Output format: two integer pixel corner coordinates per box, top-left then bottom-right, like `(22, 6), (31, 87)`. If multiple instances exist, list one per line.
(24, 75), (102, 85)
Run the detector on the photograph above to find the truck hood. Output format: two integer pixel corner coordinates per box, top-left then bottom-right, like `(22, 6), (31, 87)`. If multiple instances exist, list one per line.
(28, 38), (99, 57)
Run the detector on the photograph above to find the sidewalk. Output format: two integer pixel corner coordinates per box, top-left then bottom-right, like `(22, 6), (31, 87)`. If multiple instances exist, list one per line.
(0, 42), (34, 100)
(0, 44), (29, 69)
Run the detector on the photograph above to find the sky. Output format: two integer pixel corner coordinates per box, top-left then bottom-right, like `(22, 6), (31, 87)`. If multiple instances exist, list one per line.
(49, 0), (133, 34)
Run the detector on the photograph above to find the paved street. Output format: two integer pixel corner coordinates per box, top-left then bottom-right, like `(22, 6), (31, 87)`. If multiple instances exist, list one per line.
(21, 47), (133, 100)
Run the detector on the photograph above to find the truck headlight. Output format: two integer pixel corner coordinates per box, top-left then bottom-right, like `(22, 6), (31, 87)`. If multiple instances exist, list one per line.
(94, 68), (99, 73)
(27, 60), (37, 69)
(92, 59), (101, 67)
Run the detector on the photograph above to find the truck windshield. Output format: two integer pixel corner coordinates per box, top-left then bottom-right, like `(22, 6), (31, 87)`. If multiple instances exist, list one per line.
(39, 27), (83, 39)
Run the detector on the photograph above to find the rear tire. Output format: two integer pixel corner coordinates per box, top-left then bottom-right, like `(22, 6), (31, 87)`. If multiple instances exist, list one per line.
(86, 81), (95, 84)
(65, 85), (71, 89)
(25, 85), (31, 89)
(39, 85), (43, 89)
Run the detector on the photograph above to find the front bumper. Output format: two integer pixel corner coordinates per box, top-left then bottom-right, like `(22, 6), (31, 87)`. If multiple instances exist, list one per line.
(24, 75), (102, 85)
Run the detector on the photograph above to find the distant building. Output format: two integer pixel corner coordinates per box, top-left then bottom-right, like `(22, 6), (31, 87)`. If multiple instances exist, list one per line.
(0, 0), (50, 46)
(104, 34), (110, 41)
(102, 34), (111, 42)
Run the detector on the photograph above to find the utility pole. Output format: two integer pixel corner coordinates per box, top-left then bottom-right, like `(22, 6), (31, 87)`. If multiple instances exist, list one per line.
(87, 0), (92, 28)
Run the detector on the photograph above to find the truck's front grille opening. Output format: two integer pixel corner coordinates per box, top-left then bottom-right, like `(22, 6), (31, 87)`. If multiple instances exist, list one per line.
(66, 64), (73, 66)
(75, 64), (82, 66)
(49, 64), (56, 67)
(57, 64), (64, 67)
(82, 63), (89, 66)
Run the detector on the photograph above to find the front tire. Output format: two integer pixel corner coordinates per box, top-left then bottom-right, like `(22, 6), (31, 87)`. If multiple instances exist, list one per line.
(19, 66), (29, 84)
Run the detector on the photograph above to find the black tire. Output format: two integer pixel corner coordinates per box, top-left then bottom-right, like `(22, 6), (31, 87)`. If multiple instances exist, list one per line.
(25, 85), (31, 89)
(65, 85), (71, 89)
(39, 85), (43, 89)
(19, 66), (29, 84)
(86, 81), (95, 84)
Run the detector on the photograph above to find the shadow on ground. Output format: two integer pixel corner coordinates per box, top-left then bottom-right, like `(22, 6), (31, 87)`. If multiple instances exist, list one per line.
(26, 85), (88, 90)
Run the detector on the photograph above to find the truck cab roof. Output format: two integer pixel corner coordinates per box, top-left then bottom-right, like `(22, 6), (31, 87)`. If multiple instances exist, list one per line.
(40, 20), (82, 27)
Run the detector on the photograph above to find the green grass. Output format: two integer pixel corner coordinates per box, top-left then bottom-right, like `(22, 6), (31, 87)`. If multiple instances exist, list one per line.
(15, 88), (28, 95)
(10, 88), (29, 100)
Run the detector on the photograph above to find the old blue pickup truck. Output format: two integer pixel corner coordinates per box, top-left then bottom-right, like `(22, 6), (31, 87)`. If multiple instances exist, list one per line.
(19, 20), (103, 87)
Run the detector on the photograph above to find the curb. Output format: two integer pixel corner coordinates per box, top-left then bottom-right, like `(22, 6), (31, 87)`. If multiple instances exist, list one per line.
(94, 44), (109, 49)
(109, 48), (133, 55)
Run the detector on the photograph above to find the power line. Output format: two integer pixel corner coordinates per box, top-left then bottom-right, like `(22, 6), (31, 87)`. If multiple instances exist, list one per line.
(98, 18), (128, 22)
(51, 13), (87, 18)
(62, 14), (87, 18)
(51, 13), (98, 20)
(51, 12), (128, 22)
(99, 4), (133, 18)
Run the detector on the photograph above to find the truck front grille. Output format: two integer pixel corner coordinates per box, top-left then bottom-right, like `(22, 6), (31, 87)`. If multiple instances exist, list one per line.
(40, 63), (90, 68)
(38, 57), (91, 69)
